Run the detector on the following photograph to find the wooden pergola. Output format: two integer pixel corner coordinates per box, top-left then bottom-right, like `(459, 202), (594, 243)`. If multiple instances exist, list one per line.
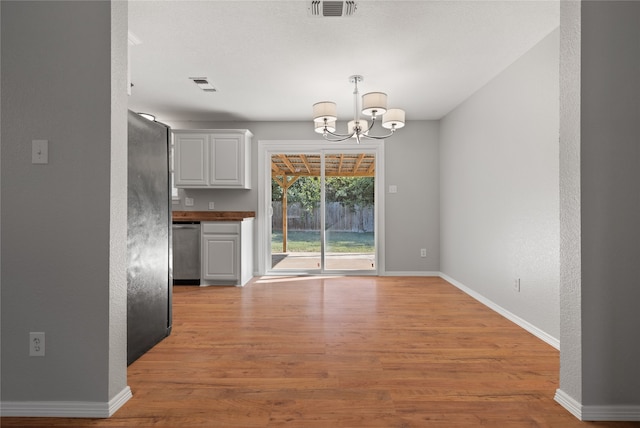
(271, 153), (375, 252)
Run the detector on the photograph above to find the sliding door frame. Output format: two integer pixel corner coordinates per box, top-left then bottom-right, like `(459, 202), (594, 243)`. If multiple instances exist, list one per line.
(257, 140), (385, 276)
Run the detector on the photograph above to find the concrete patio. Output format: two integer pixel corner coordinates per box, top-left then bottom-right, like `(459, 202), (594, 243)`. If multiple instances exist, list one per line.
(271, 252), (376, 271)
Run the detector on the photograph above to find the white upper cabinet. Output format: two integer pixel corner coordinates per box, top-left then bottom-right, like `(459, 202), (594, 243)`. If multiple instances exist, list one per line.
(173, 129), (252, 189)
(174, 133), (209, 186)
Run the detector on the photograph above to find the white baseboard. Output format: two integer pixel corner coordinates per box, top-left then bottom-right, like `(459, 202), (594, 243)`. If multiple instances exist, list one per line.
(0, 386), (132, 418)
(439, 273), (560, 350)
(383, 271), (441, 277)
(554, 389), (582, 419)
(555, 389), (640, 421)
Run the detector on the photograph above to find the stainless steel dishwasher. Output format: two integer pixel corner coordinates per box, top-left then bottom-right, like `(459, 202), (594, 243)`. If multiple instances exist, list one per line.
(172, 221), (200, 285)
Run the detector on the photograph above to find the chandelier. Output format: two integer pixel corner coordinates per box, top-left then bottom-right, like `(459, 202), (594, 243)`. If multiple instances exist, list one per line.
(313, 75), (405, 143)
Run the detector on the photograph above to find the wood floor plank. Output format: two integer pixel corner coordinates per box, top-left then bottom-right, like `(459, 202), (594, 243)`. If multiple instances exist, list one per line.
(1, 276), (637, 427)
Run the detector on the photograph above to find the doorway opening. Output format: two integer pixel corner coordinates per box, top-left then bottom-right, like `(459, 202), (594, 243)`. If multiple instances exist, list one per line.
(258, 141), (385, 276)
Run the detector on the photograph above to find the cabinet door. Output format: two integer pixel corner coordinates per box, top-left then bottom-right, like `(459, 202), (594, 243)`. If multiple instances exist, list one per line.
(210, 135), (244, 187)
(175, 133), (209, 187)
(202, 234), (239, 281)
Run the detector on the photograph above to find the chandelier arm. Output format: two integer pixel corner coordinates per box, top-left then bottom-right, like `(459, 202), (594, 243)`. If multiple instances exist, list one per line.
(323, 127), (356, 140)
(322, 134), (356, 143)
(360, 115), (394, 139)
(360, 133), (393, 140)
(360, 128), (397, 140)
(321, 123), (357, 142)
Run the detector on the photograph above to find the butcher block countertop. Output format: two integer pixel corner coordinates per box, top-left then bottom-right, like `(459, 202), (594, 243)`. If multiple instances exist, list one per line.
(172, 211), (255, 222)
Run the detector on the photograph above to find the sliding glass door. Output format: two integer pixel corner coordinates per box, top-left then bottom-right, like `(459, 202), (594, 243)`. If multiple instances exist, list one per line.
(323, 153), (376, 271)
(271, 156), (322, 271)
(269, 149), (377, 274)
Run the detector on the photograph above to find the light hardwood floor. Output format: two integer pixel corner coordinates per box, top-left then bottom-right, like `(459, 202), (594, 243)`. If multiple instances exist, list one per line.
(2, 276), (636, 427)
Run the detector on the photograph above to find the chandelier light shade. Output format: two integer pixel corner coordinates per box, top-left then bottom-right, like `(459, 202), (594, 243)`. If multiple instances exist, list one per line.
(362, 92), (388, 116)
(312, 75), (405, 143)
(312, 102), (337, 123)
(382, 109), (406, 129)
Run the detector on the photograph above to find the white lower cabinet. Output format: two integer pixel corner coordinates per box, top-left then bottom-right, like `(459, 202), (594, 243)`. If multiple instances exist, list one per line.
(201, 219), (253, 286)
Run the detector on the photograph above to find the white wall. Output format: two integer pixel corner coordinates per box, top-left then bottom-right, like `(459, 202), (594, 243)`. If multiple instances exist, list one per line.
(440, 29), (560, 340)
(558, 0), (583, 406)
(0, 0), (129, 415)
(166, 119), (441, 273)
(109, 0), (129, 400)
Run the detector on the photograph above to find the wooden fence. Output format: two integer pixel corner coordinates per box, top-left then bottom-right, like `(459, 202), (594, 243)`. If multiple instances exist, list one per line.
(272, 202), (374, 232)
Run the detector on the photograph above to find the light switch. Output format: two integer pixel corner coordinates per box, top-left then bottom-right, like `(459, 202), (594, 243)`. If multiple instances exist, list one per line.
(32, 140), (49, 164)
(389, 185), (398, 193)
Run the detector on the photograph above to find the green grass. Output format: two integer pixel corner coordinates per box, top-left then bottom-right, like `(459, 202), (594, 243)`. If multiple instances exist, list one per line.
(271, 230), (374, 253)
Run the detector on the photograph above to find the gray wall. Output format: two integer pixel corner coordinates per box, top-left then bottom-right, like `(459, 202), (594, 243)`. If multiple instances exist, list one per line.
(166, 119), (441, 273)
(440, 29), (560, 339)
(0, 0), (128, 405)
(578, 1), (640, 407)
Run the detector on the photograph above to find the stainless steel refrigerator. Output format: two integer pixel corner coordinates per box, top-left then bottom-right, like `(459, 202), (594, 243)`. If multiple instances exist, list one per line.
(127, 110), (172, 365)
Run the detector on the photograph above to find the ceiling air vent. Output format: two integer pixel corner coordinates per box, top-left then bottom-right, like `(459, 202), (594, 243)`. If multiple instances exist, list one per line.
(309, 1), (357, 17)
(189, 77), (217, 92)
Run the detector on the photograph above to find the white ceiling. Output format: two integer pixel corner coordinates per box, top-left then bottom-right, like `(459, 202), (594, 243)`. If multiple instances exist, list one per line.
(127, 1), (559, 123)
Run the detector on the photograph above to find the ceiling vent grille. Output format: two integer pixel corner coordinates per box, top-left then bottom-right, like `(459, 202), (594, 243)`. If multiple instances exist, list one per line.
(189, 77), (217, 92)
(309, 1), (357, 17)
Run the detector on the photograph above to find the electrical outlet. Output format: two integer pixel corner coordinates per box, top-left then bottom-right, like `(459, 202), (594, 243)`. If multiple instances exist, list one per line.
(185, 197), (194, 206)
(420, 248), (427, 258)
(513, 278), (521, 292)
(30, 332), (45, 357)
(208, 202), (215, 210)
